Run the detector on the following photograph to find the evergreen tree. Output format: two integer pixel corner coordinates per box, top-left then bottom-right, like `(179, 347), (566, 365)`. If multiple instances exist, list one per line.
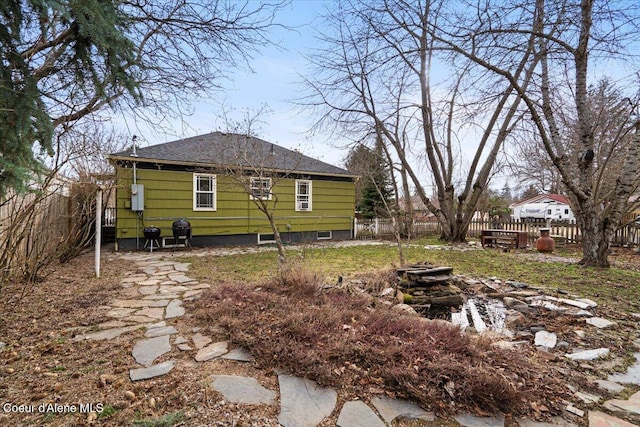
(0, 0), (140, 195)
(345, 142), (392, 219)
(1, 0), (282, 196)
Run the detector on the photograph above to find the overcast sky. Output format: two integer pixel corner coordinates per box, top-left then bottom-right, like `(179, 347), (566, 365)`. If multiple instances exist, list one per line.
(117, 0), (639, 195)
(121, 1), (350, 169)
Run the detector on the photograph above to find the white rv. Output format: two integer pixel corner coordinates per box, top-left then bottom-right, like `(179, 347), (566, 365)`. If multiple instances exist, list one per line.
(517, 202), (576, 223)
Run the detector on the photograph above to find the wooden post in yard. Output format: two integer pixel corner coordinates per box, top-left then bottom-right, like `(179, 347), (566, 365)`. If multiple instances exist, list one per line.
(95, 189), (102, 278)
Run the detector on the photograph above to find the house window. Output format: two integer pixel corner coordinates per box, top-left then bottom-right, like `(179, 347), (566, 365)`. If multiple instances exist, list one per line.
(250, 177), (272, 200)
(193, 174), (216, 211)
(258, 233), (276, 245)
(296, 180), (312, 211)
(317, 231), (332, 240)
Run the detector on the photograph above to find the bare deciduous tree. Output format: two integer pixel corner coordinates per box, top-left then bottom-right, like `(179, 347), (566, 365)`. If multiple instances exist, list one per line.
(2, 0), (286, 195)
(302, 0), (539, 242)
(213, 107), (302, 265)
(434, 0), (640, 266)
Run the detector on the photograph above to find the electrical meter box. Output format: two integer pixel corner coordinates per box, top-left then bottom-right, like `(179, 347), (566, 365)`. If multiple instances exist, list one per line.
(131, 184), (144, 211)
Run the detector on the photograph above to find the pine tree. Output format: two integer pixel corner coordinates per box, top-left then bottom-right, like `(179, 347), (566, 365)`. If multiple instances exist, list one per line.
(1, 0), (140, 195)
(345, 141), (392, 219)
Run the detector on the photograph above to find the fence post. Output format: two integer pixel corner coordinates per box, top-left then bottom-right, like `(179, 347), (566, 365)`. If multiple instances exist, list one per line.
(375, 218), (379, 236)
(354, 217), (358, 239)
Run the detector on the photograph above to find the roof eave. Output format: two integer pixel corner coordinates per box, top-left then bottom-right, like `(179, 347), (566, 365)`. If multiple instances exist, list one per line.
(106, 155), (359, 179)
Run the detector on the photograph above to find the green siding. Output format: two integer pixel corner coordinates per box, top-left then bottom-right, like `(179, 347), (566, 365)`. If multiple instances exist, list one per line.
(115, 168), (356, 239)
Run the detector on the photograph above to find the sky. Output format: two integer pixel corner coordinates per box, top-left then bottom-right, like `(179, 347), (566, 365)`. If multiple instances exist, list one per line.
(118, 0), (640, 195)
(124, 1), (350, 169)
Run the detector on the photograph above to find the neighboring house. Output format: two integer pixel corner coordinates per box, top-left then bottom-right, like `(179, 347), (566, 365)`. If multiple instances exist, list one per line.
(107, 132), (358, 250)
(398, 195), (437, 220)
(510, 194), (575, 222)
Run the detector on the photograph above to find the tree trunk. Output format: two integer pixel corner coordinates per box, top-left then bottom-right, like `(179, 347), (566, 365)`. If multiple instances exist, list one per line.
(264, 211), (287, 265)
(577, 204), (611, 267)
(273, 229), (287, 266)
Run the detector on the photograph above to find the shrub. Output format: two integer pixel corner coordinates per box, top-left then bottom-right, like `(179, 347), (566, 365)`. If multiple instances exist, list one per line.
(190, 268), (568, 416)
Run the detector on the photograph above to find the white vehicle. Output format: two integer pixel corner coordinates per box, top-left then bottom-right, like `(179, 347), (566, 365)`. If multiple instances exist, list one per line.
(544, 203), (576, 222)
(518, 202), (576, 223)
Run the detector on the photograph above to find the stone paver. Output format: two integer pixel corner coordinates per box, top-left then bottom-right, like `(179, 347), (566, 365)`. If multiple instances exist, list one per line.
(535, 331), (557, 348)
(139, 286), (158, 295)
(71, 325), (141, 341)
(145, 326), (178, 338)
(370, 397), (434, 424)
(588, 410), (637, 427)
(576, 391), (601, 404)
(195, 341), (228, 362)
(595, 380), (625, 393)
(132, 335), (171, 366)
(144, 294), (180, 300)
(192, 333), (212, 349)
(112, 298), (168, 308)
(209, 375), (276, 405)
(454, 413), (505, 426)
(603, 390), (640, 415)
(168, 274), (194, 284)
(336, 400), (385, 427)
(586, 317), (616, 329)
(130, 361), (175, 381)
(184, 290), (204, 298)
(125, 315), (161, 323)
(566, 348), (610, 361)
(134, 307), (165, 319)
(221, 347), (254, 362)
(107, 307), (135, 318)
(517, 417), (576, 426)
(278, 374), (337, 427)
(165, 300), (185, 318)
(609, 353), (640, 385)
(97, 320), (132, 329)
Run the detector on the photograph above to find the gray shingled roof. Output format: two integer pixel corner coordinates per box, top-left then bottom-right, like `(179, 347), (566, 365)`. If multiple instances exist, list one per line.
(109, 132), (354, 177)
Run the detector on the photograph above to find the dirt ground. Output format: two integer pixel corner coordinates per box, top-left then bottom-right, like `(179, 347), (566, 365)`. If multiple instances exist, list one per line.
(1, 245), (639, 426)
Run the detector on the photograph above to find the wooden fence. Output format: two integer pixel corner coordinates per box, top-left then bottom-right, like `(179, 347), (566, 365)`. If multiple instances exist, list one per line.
(354, 217), (640, 246)
(0, 188), (72, 280)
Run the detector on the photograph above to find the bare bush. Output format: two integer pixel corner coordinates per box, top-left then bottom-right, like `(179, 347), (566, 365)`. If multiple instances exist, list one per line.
(0, 177), (71, 285)
(190, 268), (568, 416)
(0, 174), (103, 288)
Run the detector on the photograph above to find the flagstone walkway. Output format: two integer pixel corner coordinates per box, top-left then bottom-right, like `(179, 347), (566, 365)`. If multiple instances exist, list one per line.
(72, 247), (640, 426)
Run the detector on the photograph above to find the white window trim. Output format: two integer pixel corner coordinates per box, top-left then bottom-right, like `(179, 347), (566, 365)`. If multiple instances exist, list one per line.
(317, 230), (332, 240)
(295, 179), (312, 212)
(193, 173), (217, 211)
(257, 233), (276, 245)
(250, 177), (272, 201)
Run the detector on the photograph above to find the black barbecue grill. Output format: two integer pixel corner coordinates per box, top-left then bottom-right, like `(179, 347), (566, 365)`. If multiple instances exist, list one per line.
(172, 219), (191, 246)
(143, 226), (161, 252)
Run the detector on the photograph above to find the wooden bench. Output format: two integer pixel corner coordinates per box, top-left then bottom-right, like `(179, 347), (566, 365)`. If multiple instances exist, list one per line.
(481, 229), (528, 249)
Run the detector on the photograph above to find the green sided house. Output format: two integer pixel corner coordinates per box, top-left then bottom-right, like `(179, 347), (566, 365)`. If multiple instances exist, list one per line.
(107, 132), (358, 251)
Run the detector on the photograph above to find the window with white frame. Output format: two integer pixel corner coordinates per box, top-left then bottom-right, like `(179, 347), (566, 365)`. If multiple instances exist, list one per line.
(295, 180), (312, 211)
(193, 173), (216, 211)
(250, 177), (272, 200)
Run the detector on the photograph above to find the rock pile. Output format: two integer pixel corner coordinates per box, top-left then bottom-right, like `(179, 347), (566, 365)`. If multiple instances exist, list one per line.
(396, 263), (464, 311)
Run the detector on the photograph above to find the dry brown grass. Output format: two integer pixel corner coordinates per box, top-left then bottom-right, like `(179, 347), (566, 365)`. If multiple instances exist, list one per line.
(190, 267), (570, 417)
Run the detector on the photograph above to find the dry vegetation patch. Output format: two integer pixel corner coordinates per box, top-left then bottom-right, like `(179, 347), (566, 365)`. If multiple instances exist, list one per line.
(190, 267), (570, 417)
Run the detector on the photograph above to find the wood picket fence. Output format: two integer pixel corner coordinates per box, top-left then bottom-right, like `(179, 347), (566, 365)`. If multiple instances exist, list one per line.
(354, 217), (640, 247)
